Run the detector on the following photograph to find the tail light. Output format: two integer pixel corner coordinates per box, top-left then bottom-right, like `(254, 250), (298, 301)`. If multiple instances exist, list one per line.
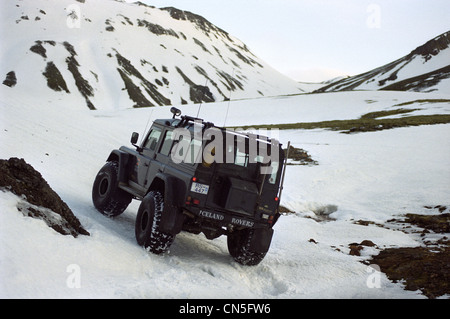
(185, 196), (200, 206)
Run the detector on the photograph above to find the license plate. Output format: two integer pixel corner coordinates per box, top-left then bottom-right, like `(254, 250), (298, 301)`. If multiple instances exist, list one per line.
(191, 182), (209, 195)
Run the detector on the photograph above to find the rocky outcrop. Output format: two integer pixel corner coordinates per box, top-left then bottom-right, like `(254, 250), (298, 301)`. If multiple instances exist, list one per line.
(2, 71), (17, 87)
(0, 157), (89, 237)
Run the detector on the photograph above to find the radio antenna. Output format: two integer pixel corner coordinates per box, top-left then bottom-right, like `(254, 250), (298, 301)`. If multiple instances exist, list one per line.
(140, 108), (154, 143)
(196, 101), (202, 118)
(223, 68), (235, 127)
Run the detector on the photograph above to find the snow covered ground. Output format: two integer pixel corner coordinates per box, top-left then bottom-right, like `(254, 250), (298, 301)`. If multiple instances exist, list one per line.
(1, 86), (450, 298)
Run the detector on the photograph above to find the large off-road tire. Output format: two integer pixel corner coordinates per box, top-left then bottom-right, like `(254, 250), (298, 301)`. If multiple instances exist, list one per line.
(227, 229), (267, 266)
(92, 161), (132, 217)
(135, 191), (174, 254)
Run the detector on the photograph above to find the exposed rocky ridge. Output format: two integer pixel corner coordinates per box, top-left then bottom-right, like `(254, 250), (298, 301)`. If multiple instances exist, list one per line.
(161, 6), (232, 42)
(316, 31), (450, 94)
(411, 31), (450, 60)
(0, 158), (89, 237)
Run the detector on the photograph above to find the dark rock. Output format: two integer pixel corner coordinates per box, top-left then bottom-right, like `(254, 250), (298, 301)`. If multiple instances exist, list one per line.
(283, 145), (318, 166)
(43, 62), (70, 93)
(63, 42), (96, 110)
(30, 41), (47, 58)
(2, 71), (17, 87)
(115, 51), (171, 107)
(370, 245), (450, 298)
(0, 158), (89, 237)
(360, 240), (376, 247)
(190, 85), (214, 104)
(348, 243), (363, 256)
(349, 240), (376, 256)
(404, 213), (450, 233)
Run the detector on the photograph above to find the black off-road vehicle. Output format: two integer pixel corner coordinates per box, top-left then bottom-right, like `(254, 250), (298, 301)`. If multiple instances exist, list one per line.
(92, 107), (288, 265)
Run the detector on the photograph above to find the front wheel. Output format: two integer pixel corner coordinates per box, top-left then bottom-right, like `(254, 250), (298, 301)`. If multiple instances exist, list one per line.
(227, 229), (267, 266)
(92, 161), (132, 217)
(135, 191), (174, 254)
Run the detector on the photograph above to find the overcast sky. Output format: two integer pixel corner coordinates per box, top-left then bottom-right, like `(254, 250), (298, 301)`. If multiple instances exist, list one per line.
(132, 0), (450, 82)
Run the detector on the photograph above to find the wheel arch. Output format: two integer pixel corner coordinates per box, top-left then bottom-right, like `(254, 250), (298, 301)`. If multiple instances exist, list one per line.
(106, 150), (132, 183)
(147, 176), (165, 196)
(147, 173), (187, 203)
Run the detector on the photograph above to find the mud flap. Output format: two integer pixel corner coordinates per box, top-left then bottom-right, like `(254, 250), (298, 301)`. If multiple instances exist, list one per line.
(248, 227), (274, 253)
(160, 204), (185, 236)
(157, 173), (186, 236)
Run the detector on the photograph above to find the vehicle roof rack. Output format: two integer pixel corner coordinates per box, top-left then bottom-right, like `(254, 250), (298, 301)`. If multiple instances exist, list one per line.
(172, 112), (280, 146)
(177, 115), (215, 130)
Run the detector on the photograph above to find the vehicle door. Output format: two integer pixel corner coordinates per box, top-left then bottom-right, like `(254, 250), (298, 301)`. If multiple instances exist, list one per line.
(147, 128), (174, 179)
(130, 126), (163, 190)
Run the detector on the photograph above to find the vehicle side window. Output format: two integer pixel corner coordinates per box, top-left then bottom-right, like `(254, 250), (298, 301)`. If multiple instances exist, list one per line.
(267, 161), (279, 184)
(144, 127), (162, 151)
(159, 130), (174, 156)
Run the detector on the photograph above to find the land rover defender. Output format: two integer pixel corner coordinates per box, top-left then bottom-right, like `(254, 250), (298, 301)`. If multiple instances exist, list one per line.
(92, 107), (287, 265)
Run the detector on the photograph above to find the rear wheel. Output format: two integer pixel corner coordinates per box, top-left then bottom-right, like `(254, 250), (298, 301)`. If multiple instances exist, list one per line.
(135, 191), (174, 254)
(227, 228), (267, 266)
(92, 161), (132, 217)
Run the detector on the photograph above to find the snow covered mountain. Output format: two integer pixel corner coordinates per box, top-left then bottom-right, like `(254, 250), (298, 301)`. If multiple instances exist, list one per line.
(0, 0), (303, 110)
(316, 31), (450, 94)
